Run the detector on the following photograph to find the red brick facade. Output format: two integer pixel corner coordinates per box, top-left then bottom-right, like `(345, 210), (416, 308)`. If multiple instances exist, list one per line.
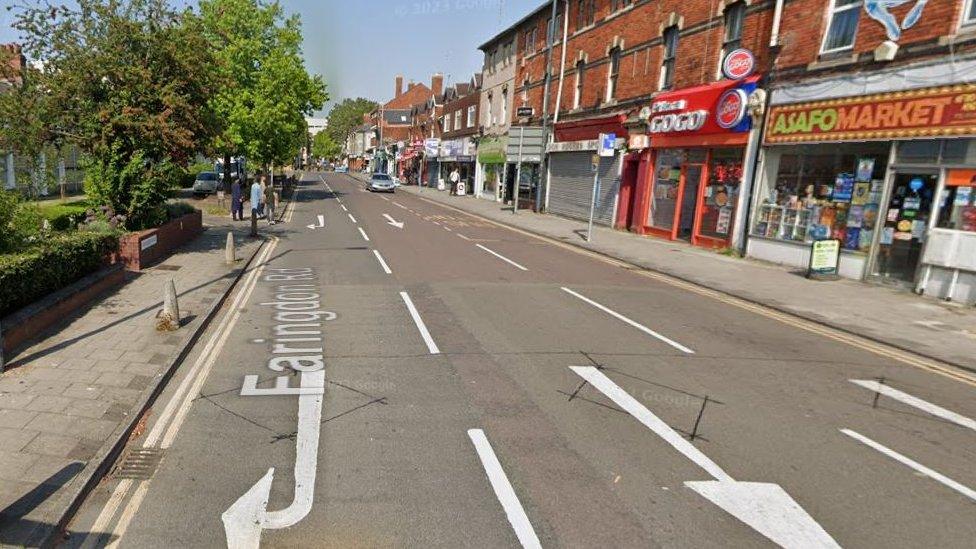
(117, 211), (203, 271)
(440, 77), (482, 140)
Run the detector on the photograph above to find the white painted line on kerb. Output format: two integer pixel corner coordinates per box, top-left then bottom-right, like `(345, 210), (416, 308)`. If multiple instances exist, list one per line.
(477, 244), (528, 271)
(358, 227), (370, 241)
(467, 429), (543, 549)
(841, 429), (976, 502)
(850, 379), (976, 432)
(373, 250), (392, 274)
(571, 366), (732, 481)
(400, 291), (440, 354)
(347, 213), (357, 223)
(561, 287), (694, 354)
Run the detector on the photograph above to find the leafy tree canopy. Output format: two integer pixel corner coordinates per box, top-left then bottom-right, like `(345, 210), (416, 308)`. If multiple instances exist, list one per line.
(310, 131), (341, 161)
(326, 97), (378, 149)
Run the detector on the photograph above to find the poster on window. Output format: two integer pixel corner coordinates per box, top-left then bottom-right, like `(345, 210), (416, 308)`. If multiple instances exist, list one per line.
(715, 208), (732, 235)
(833, 173), (854, 202)
(855, 158), (875, 182)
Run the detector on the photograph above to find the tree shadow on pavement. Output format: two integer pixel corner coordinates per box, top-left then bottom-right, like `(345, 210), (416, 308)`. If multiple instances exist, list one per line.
(0, 461), (85, 547)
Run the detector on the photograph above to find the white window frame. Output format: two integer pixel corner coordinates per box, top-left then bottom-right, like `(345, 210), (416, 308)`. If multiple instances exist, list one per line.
(500, 89), (508, 125)
(606, 47), (621, 102)
(486, 93), (493, 126)
(573, 60), (584, 109)
(963, 0), (976, 28)
(467, 105), (476, 127)
(819, 0), (860, 54)
(444, 114), (451, 132)
(659, 26), (678, 91)
(455, 110), (462, 131)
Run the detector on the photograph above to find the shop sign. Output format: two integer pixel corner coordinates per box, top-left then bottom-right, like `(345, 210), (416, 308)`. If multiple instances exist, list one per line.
(722, 48), (755, 80)
(629, 134), (650, 149)
(516, 106), (534, 118)
(424, 138), (440, 156)
(807, 239), (840, 279)
(647, 76), (758, 137)
(598, 133), (616, 157)
(716, 89), (749, 129)
(765, 84), (976, 144)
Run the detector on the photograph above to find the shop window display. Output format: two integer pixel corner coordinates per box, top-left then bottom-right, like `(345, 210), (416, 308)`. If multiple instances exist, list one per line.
(938, 169), (976, 232)
(698, 148), (742, 239)
(753, 143), (888, 251)
(649, 149), (682, 231)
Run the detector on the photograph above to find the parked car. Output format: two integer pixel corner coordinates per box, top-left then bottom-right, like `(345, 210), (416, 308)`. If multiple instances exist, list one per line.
(367, 172), (395, 193)
(192, 171), (220, 196)
(335, 165), (348, 173)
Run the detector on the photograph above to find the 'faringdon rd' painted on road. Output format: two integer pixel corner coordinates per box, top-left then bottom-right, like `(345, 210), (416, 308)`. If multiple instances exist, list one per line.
(222, 267), (334, 549)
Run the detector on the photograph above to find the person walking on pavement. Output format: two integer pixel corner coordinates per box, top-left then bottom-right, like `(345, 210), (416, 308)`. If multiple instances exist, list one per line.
(263, 175), (277, 225)
(250, 175), (263, 219)
(449, 167), (460, 196)
(231, 178), (243, 220)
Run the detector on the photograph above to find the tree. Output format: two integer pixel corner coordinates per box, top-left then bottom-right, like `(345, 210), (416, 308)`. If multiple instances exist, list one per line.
(310, 131), (341, 161)
(199, 0), (326, 179)
(1, 0), (221, 229)
(326, 98), (378, 149)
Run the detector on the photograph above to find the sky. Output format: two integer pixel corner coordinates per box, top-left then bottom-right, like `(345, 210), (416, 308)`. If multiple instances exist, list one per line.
(0, 0), (545, 115)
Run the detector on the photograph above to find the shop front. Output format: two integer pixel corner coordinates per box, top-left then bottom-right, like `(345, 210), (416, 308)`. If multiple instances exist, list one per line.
(632, 76), (760, 249)
(476, 136), (507, 201)
(752, 84), (976, 303)
(437, 138), (476, 194)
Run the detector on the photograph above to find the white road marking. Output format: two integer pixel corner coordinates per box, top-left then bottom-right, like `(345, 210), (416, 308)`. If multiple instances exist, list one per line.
(400, 291), (440, 354)
(340, 204), (348, 212)
(476, 244), (529, 271)
(347, 213), (357, 223)
(380, 195), (390, 201)
(373, 250), (392, 274)
(571, 366), (730, 481)
(394, 201), (408, 209)
(443, 226), (452, 232)
(561, 287), (694, 354)
(103, 479), (150, 548)
(383, 213), (405, 229)
(841, 429), (976, 502)
(573, 366), (839, 548)
(467, 429), (542, 549)
(80, 478), (133, 549)
(457, 234), (472, 241)
(358, 227), (370, 241)
(850, 379), (976, 432)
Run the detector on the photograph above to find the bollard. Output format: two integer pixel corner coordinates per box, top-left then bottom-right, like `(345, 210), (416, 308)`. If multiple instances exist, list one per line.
(250, 208), (258, 237)
(0, 320), (5, 373)
(157, 279), (181, 331)
(225, 231), (236, 264)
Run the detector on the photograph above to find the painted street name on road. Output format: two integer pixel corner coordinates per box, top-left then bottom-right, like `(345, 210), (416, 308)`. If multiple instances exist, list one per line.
(223, 267), (334, 549)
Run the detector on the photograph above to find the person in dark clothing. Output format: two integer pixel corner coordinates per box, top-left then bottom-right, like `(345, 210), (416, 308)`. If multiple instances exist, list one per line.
(231, 179), (243, 220)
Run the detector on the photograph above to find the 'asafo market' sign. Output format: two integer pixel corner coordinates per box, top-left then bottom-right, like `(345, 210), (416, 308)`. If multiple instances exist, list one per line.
(765, 85), (976, 144)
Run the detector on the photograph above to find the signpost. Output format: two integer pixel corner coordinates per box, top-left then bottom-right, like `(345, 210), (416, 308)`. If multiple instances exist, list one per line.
(505, 127), (544, 214)
(807, 239), (841, 280)
(585, 133), (616, 242)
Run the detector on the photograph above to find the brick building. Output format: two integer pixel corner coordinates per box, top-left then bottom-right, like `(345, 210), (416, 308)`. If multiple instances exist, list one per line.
(435, 75), (482, 193)
(405, 96), (442, 185)
(747, 1), (976, 305)
(507, 0), (773, 245)
(476, 27), (519, 200)
(368, 74), (442, 174)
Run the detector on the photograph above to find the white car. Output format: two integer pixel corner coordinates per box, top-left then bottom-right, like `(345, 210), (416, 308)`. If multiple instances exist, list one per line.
(367, 173), (395, 193)
(192, 171), (220, 196)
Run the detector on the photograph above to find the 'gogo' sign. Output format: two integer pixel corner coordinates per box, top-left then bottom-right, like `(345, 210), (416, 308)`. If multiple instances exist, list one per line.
(649, 109), (708, 133)
(716, 89), (749, 129)
(722, 48), (755, 80)
(765, 84), (976, 143)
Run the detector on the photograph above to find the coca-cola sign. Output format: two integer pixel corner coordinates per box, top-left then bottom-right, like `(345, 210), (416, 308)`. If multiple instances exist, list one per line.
(722, 48), (755, 80)
(716, 89), (748, 129)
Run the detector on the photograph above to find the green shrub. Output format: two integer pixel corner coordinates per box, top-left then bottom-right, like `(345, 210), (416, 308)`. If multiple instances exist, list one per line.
(0, 231), (119, 317)
(165, 201), (197, 220)
(0, 190), (47, 253)
(84, 146), (180, 231)
(38, 200), (91, 231)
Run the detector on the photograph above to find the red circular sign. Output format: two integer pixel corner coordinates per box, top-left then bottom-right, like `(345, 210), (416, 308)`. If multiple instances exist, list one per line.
(722, 48), (755, 80)
(716, 89), (748, 129)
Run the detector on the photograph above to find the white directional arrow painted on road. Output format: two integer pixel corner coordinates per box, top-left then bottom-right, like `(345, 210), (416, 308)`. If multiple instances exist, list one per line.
(570, 366), (840, 549)
(383, 213), (404, 229)
(222, 369), (325, 549)
(306, 214), (325, 230)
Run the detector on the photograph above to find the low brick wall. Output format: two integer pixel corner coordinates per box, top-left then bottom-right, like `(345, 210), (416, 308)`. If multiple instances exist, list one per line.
(118, 211), (202, 270)
(1, 263), (125, 358)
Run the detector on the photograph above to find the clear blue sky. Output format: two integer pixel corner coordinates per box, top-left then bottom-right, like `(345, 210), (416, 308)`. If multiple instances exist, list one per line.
(0, 0), (545, 114)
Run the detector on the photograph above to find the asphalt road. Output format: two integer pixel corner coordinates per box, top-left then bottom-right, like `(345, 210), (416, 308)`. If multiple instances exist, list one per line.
(64, 172), (976, 548)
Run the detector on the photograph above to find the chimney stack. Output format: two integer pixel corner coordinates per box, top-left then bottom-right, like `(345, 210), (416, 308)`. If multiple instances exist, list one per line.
(395, 75), (404, 98)
(431, 73), (444, 97)
(408, 79), (416, 91)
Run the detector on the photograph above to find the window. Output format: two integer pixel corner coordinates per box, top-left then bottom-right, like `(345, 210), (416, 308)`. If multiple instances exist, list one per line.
(821, 0), (860, 52)
(501, 89), (508, 124)
(524, 27), (538, 56)
(467, 105), (476, 127)
(547, 9), (564, 44)
(576, 0), (595, 31)
(722, 2), (745, 53)
(522, 76), (530, 101)
(606, 47), (621, 102)
(611, 0), (633, 13)
(966, 0), (976, 26)
(660, 26), (678, 90)
(573, 60), (585, 109)
(443, 114), (451, 132)
(454, 111), (462, 131)
(486, 93), (493, 126)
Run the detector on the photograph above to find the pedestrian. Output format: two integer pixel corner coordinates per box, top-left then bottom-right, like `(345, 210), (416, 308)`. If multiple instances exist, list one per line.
(264, 176), (277, 225)
(231, 178), (243, 220)
(449, 167), (460, 195)
(250, 175), (263, 221)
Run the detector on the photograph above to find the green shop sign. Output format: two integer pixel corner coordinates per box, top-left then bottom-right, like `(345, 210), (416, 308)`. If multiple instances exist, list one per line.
(477, 136), (508, 164)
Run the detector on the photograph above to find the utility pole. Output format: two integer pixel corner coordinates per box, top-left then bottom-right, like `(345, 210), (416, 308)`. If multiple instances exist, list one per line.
(537, 0), (559, 213)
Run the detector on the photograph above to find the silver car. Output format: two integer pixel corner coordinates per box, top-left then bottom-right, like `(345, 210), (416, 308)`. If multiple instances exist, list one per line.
(192, 171), (220, 196)
(367, 173), (395, 193)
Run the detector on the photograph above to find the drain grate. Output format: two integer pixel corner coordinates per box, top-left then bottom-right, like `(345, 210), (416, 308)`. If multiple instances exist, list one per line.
(114, 448), (163, 480)
(154, 264), (182, 271)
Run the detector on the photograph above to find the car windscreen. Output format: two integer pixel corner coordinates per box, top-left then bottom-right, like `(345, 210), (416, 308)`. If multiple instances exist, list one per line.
(197, 172), (218, 181)
(372, 174), (391, 181)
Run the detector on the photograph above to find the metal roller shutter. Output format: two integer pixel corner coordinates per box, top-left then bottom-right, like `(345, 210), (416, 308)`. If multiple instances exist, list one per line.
(548, 151), (620, 226)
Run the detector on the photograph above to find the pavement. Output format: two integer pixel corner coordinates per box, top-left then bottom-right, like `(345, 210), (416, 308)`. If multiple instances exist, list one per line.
(390, 180), (976, 373)
(54, 172), (976, 548)
(0, 205), (275, 546)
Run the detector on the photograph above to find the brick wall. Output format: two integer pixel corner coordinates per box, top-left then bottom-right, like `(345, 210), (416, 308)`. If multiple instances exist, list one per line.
(442, 90), (481, 139)
(118, 211), (203, 271)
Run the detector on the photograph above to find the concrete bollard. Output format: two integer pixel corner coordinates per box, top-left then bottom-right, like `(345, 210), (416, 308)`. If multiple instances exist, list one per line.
(250, 208), (258, 237)
(157, 279), (181, 331)
(225, 231), (236, 264)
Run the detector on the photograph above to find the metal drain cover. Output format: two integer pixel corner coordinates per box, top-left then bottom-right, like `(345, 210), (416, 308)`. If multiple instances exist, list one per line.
(115, 448), (163, 480)
(154, 264), (182, 271)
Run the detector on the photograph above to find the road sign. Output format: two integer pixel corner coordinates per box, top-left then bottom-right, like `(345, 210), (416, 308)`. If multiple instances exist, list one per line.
(516, 106), (534, 118)
(598, 133), (616, 157)
(505, 126), (544, 163)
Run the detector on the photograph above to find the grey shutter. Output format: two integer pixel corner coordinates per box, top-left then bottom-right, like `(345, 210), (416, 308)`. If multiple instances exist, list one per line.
(548, 151), (619, 226)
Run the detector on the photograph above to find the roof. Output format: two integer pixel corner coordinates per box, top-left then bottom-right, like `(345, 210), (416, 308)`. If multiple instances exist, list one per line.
(477, 1), (550, 51)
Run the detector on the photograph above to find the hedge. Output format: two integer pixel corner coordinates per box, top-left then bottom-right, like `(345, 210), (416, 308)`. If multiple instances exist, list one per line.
(38, 200), (91, 231)
(0, 231), (119, 318)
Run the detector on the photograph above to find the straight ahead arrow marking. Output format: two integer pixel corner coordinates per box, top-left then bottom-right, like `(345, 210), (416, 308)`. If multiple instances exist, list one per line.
(570, 366), (839, 549)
